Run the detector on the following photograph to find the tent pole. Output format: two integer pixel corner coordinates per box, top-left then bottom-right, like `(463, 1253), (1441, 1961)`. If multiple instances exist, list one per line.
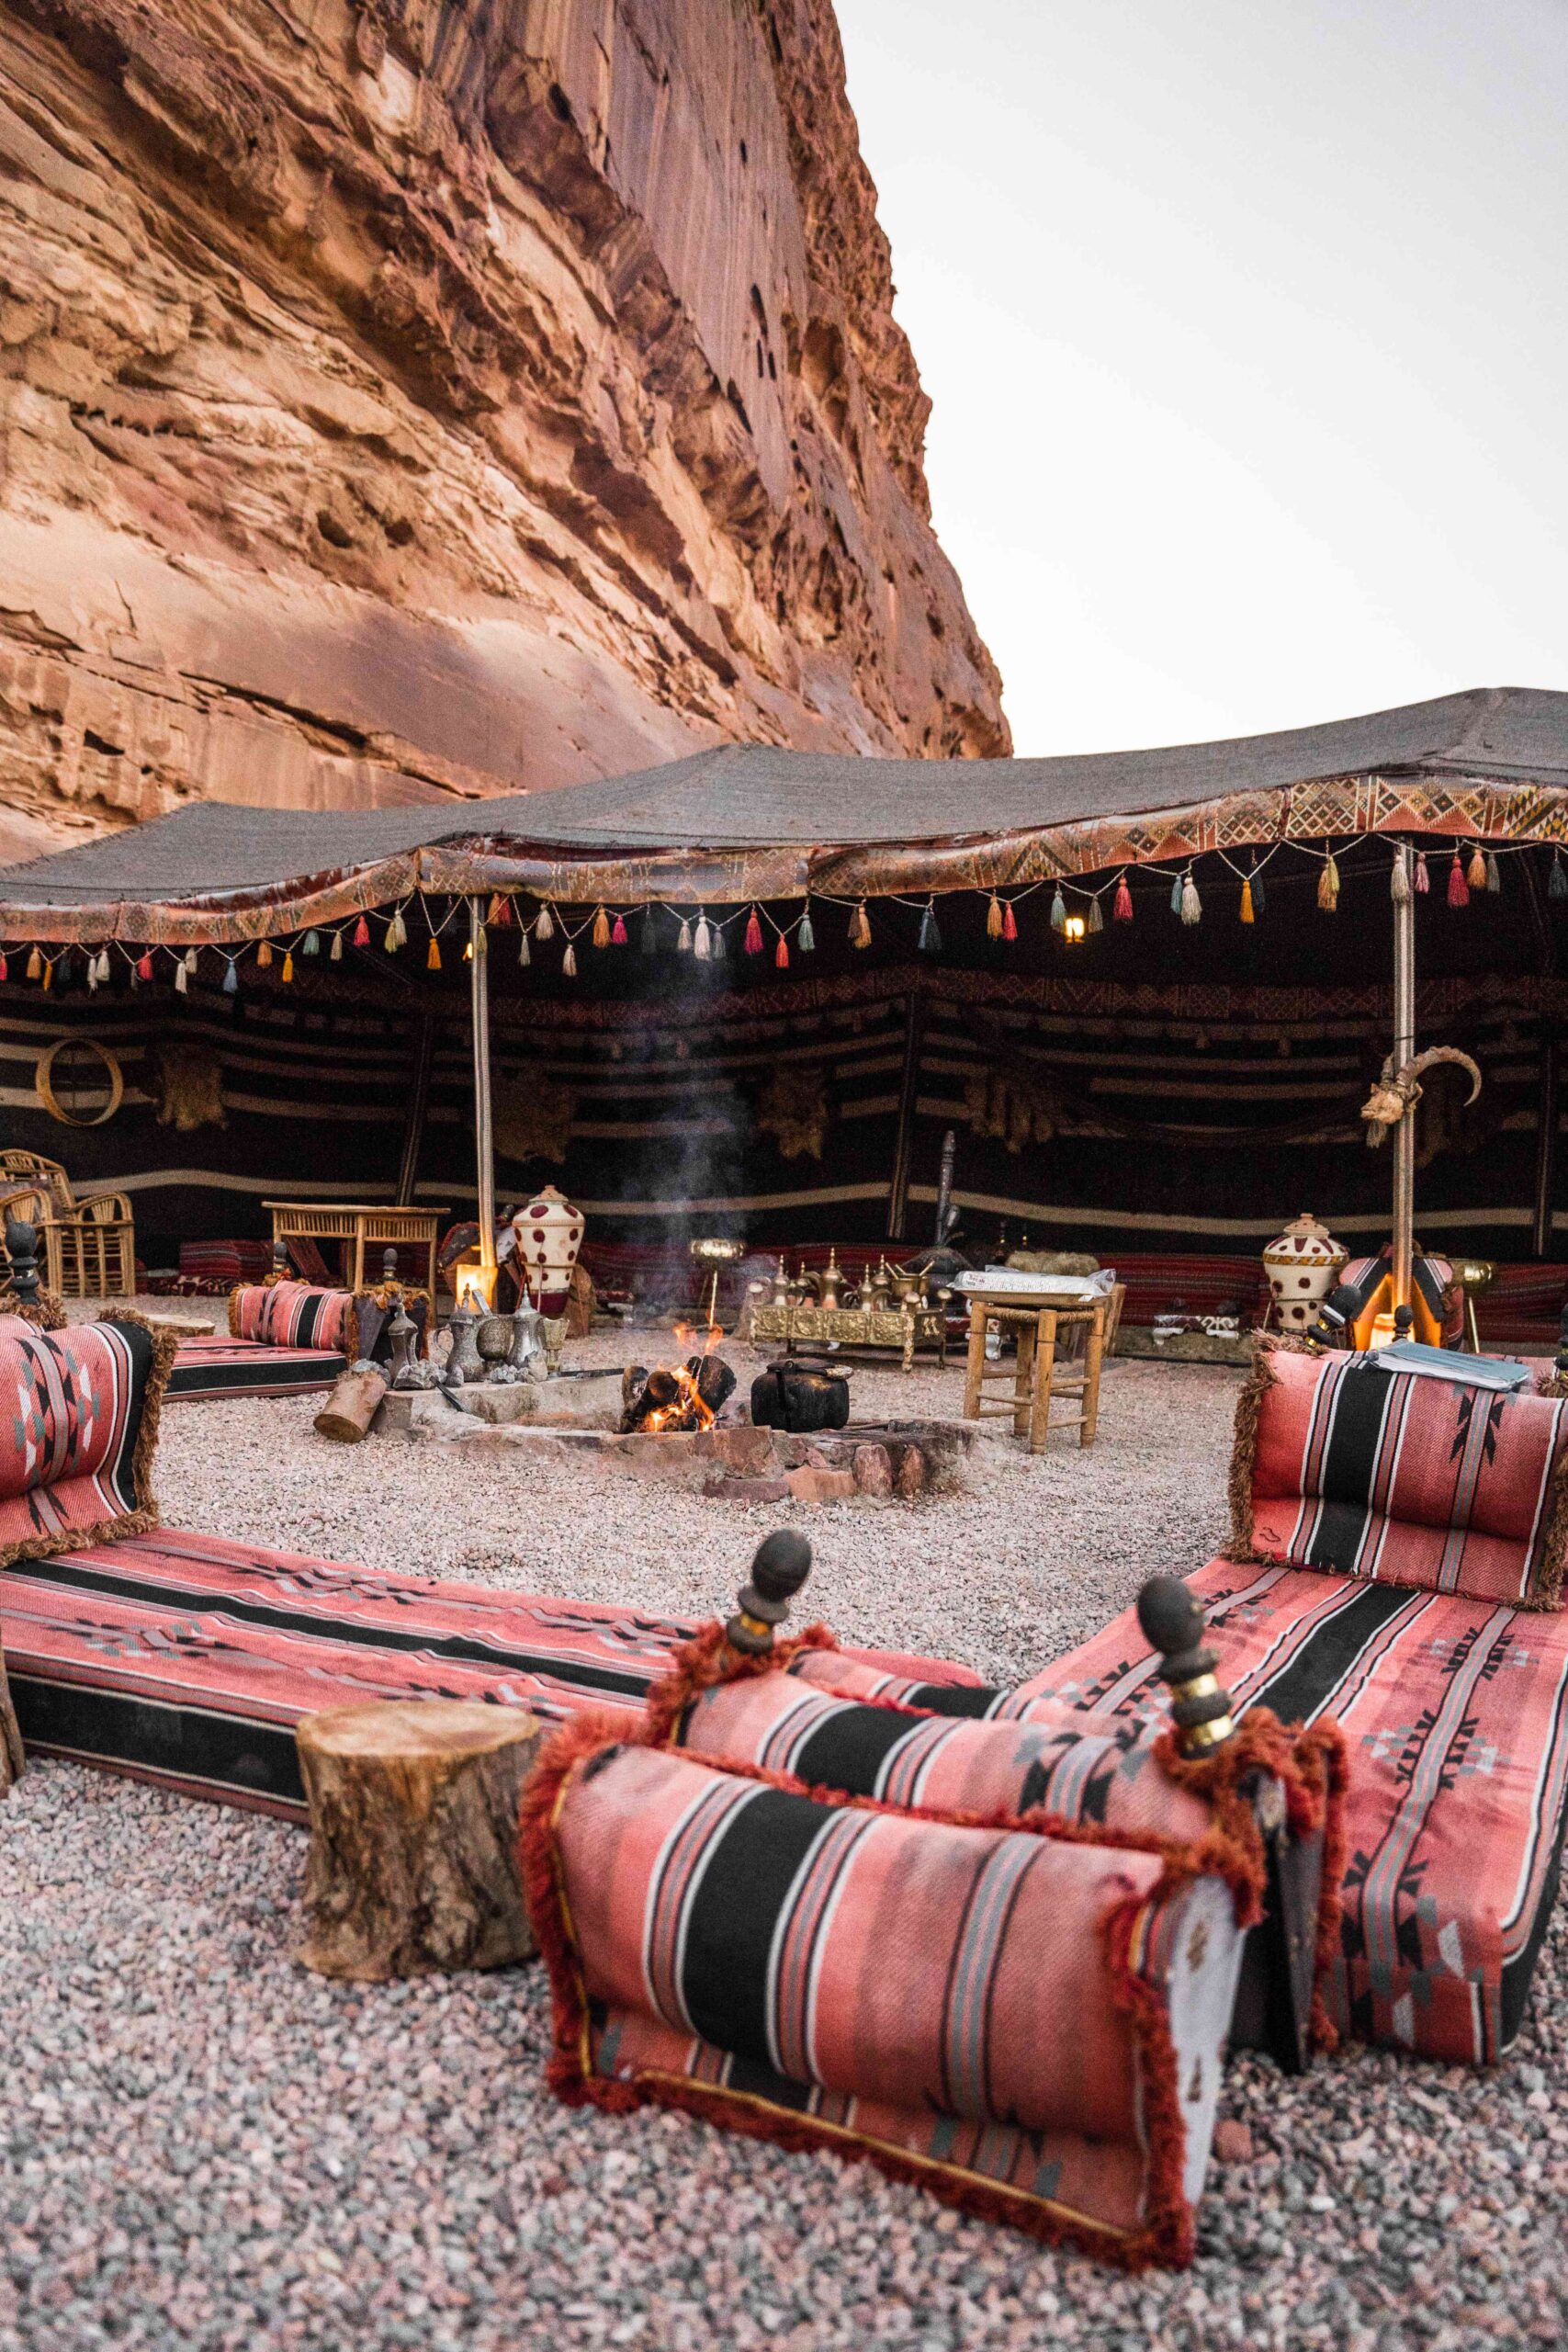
(887, 989), (923, 1241)
(1532, 1035), (1559, 1261)
(1392, 843), (1416, 1309)
(469, 897), (497, 1289)
(395, 1008), (436, 1208)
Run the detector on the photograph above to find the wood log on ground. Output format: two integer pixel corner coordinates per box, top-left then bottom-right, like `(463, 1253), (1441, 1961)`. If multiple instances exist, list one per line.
(313, 1366), (388, 1442)
(297, 1701), (541, 1980)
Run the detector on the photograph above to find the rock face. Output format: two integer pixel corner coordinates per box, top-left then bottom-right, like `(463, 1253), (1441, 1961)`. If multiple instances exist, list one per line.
(0, 0), (1008, 856)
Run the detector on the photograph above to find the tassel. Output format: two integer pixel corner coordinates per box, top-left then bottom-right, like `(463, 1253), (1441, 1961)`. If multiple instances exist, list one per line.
(694, 915), (712, 960)
(562, 942), (577, 978)
(426, 936), (441, 969)
(1550, 851), (1568, 900)
(592, 906), (610, 949)
(1485, 852), (1501, 893)
(1088, 894), (1103, 934)
(1169, 874), (1183, 915)
(0, 954), (8, 983)
(87, 951), (100, 990)
(393, 909), (409, 950)
(774, 933), (790, 970)
(1466, 845), (1487, 891)
(1179, 873), (1201, 925)
(41, 956), (51, 992)
(174, 958), (188, 995)
(488, 894), (512, 928)
(517, 927), (531, 966)
(223, 957), (238, 995)
(1448, 854), (1469, 908)
(744, 907), (763, 956)
(135, 950), (152, 981)
(1317, 855), (1339, 912)
(303, 929), (321, 956)
(257, 940), (274, 968)
(183, 947), (197, 973)
(677, 918), (693, 954)
(281, 950), (294, 983)
(712, 920), (728, 958)
(1239, 876), (1255, 923)
(1390, 855), (1411, 905)
(797, 906), (816, 953)
(1415, 851), (1429, 894)
(331, 930), (344, 962)
(536, 905), (555, 943)
(918, 900), (942, 954)
(611, 912), (627, 945)
(987, 894), (1003, 939)
(1112, 874), (1134, 923)
(1050, 887), (1066, 933)
(352, 914), (369, 947)
(641, 910), (659, 955)
(850, 901), (872, 949)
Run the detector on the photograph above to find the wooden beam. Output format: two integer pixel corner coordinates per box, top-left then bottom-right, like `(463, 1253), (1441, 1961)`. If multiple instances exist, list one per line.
(395, 1008), (436, 1208)
(469, 899), (496, 1279)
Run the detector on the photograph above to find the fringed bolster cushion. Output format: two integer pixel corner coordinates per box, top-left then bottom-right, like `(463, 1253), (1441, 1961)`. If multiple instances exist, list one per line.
(524, 1726), (1251, 2267)
(1230, 1339), (1568, 1606)
(0, 1313), (175, 1570)
(229, 1282), (355, 1354)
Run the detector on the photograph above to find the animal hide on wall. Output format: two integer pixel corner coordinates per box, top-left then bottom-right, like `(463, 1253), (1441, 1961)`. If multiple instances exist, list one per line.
(494, 1074), (576, 1166)
(755, 1067), (829, 1160)
(152, 1041), (226, 1132)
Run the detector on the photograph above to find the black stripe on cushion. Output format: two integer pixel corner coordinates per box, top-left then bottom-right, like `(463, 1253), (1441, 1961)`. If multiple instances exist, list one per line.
(791, 1703), (919, 1794)
(1306, 1361), (1395, 1568)
(10, 1675), (304, 1807)
(901, 1681), (1002, 1718)
(1238, 1582), (1413, 1726)
(99, 1317), (160, 1509)
(166, 1353), (345, 1399)
(679, 1786), (831, 2067)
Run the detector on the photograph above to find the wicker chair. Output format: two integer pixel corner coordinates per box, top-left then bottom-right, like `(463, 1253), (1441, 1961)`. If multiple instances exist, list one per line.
(0, 1150), (137, 1298)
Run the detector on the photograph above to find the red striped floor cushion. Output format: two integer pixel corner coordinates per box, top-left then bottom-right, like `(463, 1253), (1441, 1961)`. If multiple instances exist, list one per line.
(1010, 1557), (1568, 2066)
(229, 1282), (355, 1352)
(525, 1727), (1248, 2267)
(1234, 1339), (1568, 1606)
(0, 1530), (976, 1819)
(0, 1315), (173, 1570)
(166, 1337), (347, 1402)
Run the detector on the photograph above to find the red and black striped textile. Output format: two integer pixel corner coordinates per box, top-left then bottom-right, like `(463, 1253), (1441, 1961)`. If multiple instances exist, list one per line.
(1009, 1558), (1568, 2066)
(0, 1315), (166, 1567)
(230, 1282), (355, 1352)
(526, 1730), (1245, 2265)
(1241, 1343), (1568, 1606)
(165, 1337), (347, 1403)
(0, 1529), (977, 1819)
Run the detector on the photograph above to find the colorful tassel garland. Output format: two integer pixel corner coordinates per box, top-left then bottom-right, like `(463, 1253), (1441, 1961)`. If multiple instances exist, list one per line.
(426, 937), (441, 970)
(385, 918), (400, 951)
(1466, 845), (1487, 891)
(850, 902), (872, 949)
(1179, 873), (1201, 925)
(257, 940), (274, 968)
(303, 930), (321, 956)
(987, 894), (1003, 939)
(517, 928), (531, 966)
(1088, 894), (1103, 934)
(223, 957), (238, 995)
(1390, 855), (1411, 905)
(677, 918), (693, 954)
(536, 906), (555, 944)
(694, 915), (711, 960)
(353, 915), (370, 947)
(1239, 876), (1254, 924)
(592, 906), (610, 949)
(135, 950), (152, 981)
(1113, 874), (1134, 923)
(1485, 852), (1501, 893)
(488, 894), (512, 928)
(1415, 852), (1429, 894)
(1316, 855), (1339, 912)
(1050, 887), (1066, 933)
(774, 933), (790, 969)
(918, 901), (942, 955)
(1551, 851), (1568, 900)
(562, 942), (577, 978)
(174, 958), (188, 995)
(1001, 900), (1018, 943)
(744, 907), (763, 956)
(798, 907), (816, 952)
(1448, 854), (1469, 908)
(611, 913), (627, 945)
(331, 930), (344, 962)
(281, 950), (294, 983)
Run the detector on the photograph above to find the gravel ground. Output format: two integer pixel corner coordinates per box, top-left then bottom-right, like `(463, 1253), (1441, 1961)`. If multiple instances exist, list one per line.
(4, 1313), (1564, 2350)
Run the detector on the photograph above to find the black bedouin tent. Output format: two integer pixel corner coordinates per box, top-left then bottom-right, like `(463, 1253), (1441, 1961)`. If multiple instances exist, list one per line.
(0, 686), (1563, 1301)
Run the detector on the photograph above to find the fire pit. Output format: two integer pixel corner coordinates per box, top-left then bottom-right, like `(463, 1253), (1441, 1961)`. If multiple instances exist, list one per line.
(621, 1351), (737, 1434)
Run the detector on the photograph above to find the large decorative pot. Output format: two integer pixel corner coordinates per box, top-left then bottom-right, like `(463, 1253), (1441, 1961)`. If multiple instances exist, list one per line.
(512, 1186), (584, 1319)
(1264, 1212), (1348, 1333)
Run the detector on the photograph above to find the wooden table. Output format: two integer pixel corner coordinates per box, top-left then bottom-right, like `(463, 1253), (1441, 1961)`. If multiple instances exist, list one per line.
(265, 1204), (445, 1297)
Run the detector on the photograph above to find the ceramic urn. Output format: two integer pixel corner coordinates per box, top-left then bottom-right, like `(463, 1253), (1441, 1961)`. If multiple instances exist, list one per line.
(512, 1185), (584, 1317)
(1263, 1211), (1348, 1332)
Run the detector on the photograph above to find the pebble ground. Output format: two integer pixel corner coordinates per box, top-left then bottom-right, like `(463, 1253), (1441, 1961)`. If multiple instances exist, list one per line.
(3, 1319), (1563, 2349)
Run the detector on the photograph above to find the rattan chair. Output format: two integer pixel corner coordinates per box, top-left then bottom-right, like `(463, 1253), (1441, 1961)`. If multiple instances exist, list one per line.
(0, 1150), (137, 1298)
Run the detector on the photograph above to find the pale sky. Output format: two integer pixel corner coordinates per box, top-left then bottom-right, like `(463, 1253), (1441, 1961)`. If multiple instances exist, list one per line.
(838, 0), (1568, 755)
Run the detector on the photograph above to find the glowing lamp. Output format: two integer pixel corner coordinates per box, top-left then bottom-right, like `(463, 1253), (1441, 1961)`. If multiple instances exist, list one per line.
(1369, 1311), (1398, 1348)
(1063, 914), (1087, 944)
(453, 1254), (497, 1311)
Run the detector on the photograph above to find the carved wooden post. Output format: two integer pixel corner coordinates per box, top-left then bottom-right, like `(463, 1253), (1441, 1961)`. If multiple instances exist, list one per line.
(724, 1531), (813, 1657)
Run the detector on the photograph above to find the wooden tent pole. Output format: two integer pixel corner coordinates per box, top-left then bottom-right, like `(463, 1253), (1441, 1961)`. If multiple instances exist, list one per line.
(1532, 1035), (1559, 1261)
(887, 988), (923, 1241)
(469, 898), (496, 1284)
(1392, 843), (1416, 1308)
(395, 1008), (436, 1208)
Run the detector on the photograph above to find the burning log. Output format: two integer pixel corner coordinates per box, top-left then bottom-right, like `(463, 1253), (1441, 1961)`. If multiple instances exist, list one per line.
(621, 1352), (737, 1433)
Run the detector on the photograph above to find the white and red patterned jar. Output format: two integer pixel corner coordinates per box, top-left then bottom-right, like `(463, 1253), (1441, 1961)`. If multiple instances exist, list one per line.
(512, 1186), (584, 1318)
(1263, 1212), (1347, 1332)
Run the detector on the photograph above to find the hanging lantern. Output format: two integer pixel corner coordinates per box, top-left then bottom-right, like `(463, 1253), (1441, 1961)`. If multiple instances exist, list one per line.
(536, 905), (555, 943)
(987, 894), (1003, 939)
(1179, 873), (1201, 925)
(1466, 844), (1487, 891)
(611, 912), (627, 945)
(1050, 887), (1066, 933)
(774, 933), (790, 969)
(426, 937), (442, 969)
(850, 901), (872, 949)
(1317, 855), (1339, 912)
(1239, 876), (1255, 923)
(562, 941), (577, 978)
(797, 905), (816, 953)
(743, 907), (763, 956)
(694, 914), (711, 960)
(1112, 873), (1134, 923)
(1448, 854), (1470, 908)
(592, 906), (610, 949)
(1415, 851), (1430, 894)
(331, 929), (344, 962)
(222, 957), (239, 996)
(918, 900), (942, 955)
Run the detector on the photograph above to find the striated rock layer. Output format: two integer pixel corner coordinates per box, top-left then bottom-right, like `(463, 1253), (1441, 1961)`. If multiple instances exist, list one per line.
(0, 0), (1008, 856)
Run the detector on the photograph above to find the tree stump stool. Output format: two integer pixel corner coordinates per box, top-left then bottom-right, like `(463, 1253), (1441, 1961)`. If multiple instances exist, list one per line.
(297, 1702), (541, 1980)
(313, 1366), (388, 1442)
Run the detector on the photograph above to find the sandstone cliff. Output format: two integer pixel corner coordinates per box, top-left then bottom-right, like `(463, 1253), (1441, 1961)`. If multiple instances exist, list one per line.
(0, 0), (1008, 858)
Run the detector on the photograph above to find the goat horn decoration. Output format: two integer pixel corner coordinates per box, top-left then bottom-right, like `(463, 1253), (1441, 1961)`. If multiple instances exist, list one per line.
(1359, 1046), (1483, 1147)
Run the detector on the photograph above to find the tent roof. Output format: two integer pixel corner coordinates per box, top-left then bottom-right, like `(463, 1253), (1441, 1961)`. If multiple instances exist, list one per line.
(5, 686), (1567, 943)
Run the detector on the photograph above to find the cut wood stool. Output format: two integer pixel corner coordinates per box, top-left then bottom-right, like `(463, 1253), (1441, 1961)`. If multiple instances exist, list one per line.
(297, 1701), (541, 1980)
(961, 1296), (1111, 1450)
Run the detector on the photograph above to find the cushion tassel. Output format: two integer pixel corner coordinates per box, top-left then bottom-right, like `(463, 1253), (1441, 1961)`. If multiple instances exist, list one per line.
(712, 919), (728, 958)
(41, 956), (52, 991)
(1001, 899), (1018, 942)
(488, 894), (513, 928)
(677, 918), (693, 953)
(517, 927), (531, 966)
(1112, 873), (1134, 922)
(1169, 872), (1184, 914)
(257, 940), (274, 968)
(0, 953), (10, 983)
(744, 907), (763, 955)
(281, 950), (294, 983)
(1448, 854), (1470, 908)
(302, 929), (321, 956)
(331, 929), (344, 961)
(135, 950), (152, 981)
(86, 953), (99, 991)
(1179, 872), (1201, 924)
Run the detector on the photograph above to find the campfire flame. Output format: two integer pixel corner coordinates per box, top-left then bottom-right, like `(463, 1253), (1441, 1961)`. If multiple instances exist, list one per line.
(641, 1361), (716, 1434)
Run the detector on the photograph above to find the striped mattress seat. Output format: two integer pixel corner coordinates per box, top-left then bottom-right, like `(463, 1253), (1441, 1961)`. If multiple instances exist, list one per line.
(230, 1281), (355, 1352)
(166, 1336), (347, 1402)
(0, 1529), (978, 1820)
(1008, 1555), (1568, 2067)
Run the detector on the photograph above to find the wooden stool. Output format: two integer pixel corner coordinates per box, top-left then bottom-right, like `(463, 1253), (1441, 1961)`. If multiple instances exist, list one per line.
(962, 1297), (1110, 1451)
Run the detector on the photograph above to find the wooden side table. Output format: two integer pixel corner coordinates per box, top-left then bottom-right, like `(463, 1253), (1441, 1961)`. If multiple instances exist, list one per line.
(747, 1298), (948, 1373)
(962, 1297), (1110, 1451)
(265, 1204), (446, 1298)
